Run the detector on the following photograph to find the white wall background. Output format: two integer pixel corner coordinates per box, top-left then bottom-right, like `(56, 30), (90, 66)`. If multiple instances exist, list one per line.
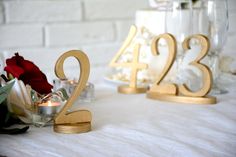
(0, 0), (235, 81)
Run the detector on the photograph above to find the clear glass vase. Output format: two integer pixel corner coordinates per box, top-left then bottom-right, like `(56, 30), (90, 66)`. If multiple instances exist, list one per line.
(163, 0), (210, 89)
(154, 0), (229, 94)
(206, 0), (229, 94)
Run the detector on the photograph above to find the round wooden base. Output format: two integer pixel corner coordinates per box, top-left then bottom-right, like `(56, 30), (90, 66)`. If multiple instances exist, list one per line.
(118, 85), (147, 94)
(54, 122), (91, 134)
(146, 91), (216, 104)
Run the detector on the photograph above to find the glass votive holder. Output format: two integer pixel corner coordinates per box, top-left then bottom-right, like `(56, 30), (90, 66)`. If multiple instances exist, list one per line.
(78, 82), (95, 103)
(32, 113), (54, 127)
(53, 79), (95, 103)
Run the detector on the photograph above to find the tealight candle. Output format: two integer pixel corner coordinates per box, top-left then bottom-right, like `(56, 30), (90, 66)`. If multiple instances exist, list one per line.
(38, 101), (60, 116)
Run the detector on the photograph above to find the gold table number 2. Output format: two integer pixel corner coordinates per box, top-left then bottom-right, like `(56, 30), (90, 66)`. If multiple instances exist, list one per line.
(54, 50), (92, 134)
(109, 25), (148, 94)
(147, 34), (217, 104)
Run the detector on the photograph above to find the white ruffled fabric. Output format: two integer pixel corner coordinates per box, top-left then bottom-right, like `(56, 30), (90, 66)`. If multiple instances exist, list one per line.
(0, 78), (236, 157)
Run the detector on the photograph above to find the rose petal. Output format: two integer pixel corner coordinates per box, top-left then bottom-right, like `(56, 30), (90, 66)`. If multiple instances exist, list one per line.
(4, 53), (53, 94)
(28, 81), (53, 94)
(4, 65), (24, 78)
(6, 57), (17, 65)
(20, 72), (45, 81)
(20, 60), (41, 73)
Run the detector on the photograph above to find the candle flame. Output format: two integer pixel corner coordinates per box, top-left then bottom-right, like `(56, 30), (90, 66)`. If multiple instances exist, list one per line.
(48, 101), (52, 106)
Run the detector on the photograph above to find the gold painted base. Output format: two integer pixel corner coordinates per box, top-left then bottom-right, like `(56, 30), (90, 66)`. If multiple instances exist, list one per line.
(118, 85), (147, 94)
(147, 91), (216, 104)
(54, 122), (91, 134)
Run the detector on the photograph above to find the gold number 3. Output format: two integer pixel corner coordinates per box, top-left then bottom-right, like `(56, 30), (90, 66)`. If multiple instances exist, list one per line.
(54, 50), (92, 134)
(179, 34), (212, 97)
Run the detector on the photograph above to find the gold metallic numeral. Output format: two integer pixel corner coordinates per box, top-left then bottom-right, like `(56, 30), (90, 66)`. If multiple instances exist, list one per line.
(54, 50), (92, 134)
(147, 34), (216, 104)
(129, 44), (148, 88)
(109, 25), (148, 93)
(109, 25), (137, 67)
(179, 34), (213, 97)
(149, 33), (178, 95)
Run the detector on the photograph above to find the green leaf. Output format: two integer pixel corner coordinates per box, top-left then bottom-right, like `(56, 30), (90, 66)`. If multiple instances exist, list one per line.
(0, 79), (15, 104)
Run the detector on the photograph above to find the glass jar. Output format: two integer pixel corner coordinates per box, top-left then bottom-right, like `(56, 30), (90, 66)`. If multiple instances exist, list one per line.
(151, 0), (229, 93)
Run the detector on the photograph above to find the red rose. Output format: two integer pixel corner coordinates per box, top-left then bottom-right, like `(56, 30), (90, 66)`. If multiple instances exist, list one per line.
(4, 53), (53, 94)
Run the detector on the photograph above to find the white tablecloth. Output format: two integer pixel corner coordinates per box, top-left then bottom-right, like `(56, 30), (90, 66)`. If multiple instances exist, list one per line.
(0, 79), (236, 157)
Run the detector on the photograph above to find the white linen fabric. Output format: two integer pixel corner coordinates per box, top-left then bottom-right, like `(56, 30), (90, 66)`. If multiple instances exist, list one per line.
(0, 79), (236, 157)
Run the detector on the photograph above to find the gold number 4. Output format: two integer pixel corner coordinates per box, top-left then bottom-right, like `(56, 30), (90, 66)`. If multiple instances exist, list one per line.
(54, 50), (92, 134)
(109, 25), (148, 94)
(147, 34), (216, 104)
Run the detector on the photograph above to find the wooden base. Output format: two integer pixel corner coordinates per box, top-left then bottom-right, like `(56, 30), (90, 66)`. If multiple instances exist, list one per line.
(146, 91), (216, 104)
(54, 122), (91, 134)
(118, 85), (147, 94)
